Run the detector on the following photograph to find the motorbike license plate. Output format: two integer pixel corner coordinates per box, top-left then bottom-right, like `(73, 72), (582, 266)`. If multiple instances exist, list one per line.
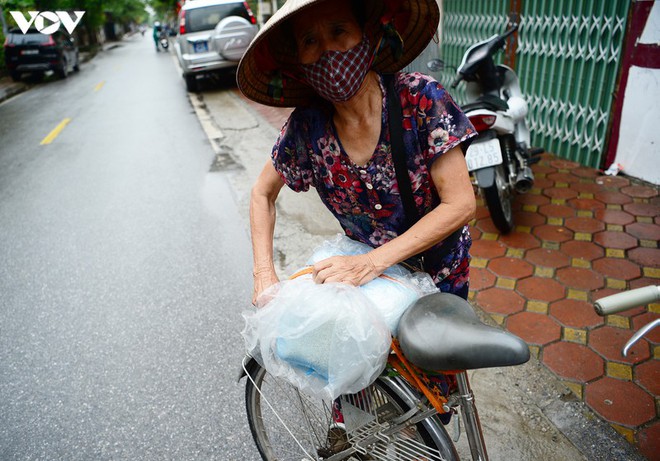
(193, 41), (208, 53)
(465, 138), (503, 172)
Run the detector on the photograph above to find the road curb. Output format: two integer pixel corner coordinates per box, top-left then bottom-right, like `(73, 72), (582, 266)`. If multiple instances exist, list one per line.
(0, 79), (27, 104)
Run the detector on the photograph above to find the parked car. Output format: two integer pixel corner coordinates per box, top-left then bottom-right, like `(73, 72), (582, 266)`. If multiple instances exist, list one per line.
(3, 28), (80, 81)
(175, 0), (257, 92)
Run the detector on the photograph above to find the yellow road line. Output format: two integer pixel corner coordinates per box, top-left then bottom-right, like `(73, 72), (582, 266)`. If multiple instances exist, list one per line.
(40, 118), (71, 145)
(94, 81), (105, 92)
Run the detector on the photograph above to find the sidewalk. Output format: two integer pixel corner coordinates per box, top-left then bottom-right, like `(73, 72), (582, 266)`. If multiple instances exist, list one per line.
(237, 93), (659, 460)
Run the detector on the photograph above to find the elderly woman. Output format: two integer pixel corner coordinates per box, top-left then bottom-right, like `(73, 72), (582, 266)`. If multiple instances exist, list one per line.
(237, 0), (476, 305)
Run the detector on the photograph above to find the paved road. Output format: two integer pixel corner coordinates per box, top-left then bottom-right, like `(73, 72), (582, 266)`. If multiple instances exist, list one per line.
(0, 35), (259, 460)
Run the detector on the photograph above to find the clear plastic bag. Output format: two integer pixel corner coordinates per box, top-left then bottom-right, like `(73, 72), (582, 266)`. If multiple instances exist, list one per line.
(242, 279), (391, 401)
(306, 235), (438, 334)
(242, 235), (438, 400)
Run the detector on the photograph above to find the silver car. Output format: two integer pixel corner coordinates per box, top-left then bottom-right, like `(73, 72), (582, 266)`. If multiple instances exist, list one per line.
(175, 0), (258, 92)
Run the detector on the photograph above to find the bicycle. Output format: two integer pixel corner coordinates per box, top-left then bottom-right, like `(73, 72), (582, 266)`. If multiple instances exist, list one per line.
(240, 292), (531, 461)
(593, 285), (660, 356)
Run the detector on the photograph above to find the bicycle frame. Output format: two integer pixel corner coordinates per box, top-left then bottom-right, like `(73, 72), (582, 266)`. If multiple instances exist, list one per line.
(241, 355), (490, 461)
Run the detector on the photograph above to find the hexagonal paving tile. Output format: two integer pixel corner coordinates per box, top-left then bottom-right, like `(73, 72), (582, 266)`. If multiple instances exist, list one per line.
(622, 202), (659, 218)
(572, 181), (604, 194)
(475, 217), (499, 234)
(475, 287), (525, 316)
(517, 277), (565, 302)
(512, 210), (546, 228)
(564, 217), (605, 233)
(550, 159), (581, 169)
(594, 208), (635, 226)
(589, 325), (650, 364)
(526, 248), (570, 268)
(568, 198), (606, 211)
(637, 420), (660, 461)
(507, 311), (561, 345)
(571, 167), (600, 179)
(488, 257), (534, 279)
(595, 176), (630, 188)
(626, 222), (660, 241)
(591, 258), (641, 281)
(469, 267), (496, 291)
(630, 277), (660, 290)
(538, 203), (575, 219)
(635, 359), (660, 395)
(556, 267), (604, 291)
(543, 341), (603, 381)
(560, 241), (604, 261)
(594, 190), (633, 205)
(628, 247), (660, 267)
(632, 312), (660, 344)
(547, 172), (581, 183)
(470, 239), (507, 259)
(469, 226), (483, 240)
(593, 231), (638, 251)
(533, 224), (574, 243)
(621, 184), (659, 199)
(532, 163), (556, 175)
(585, 377), (655, 427)
(544, 187), (579, 201)
(499, 231), (540, 250)
(549, 299), (604, 328)
(516, 193), (550, 207)
(533, 177), (555, 189)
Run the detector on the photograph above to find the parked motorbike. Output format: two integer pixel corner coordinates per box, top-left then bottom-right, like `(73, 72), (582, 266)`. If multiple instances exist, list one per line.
(439, 25), (543, 233)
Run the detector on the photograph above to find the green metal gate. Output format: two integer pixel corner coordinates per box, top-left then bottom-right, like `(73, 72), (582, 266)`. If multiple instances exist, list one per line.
(434, 0), (631, 168)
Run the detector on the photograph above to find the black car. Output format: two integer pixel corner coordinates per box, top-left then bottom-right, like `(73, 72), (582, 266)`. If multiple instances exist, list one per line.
(3, 28), (80, 81)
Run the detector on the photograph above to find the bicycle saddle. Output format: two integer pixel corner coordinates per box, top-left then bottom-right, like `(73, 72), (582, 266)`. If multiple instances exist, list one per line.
(397, 292), (530, 371)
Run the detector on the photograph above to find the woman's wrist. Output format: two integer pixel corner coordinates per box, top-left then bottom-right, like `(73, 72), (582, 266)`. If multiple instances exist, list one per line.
(253, 264), (276, 277)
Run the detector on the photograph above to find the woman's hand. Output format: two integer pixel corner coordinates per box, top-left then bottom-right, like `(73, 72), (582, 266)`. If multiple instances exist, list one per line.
(312, 253), (381, 286)
(252, 268), (280, 306)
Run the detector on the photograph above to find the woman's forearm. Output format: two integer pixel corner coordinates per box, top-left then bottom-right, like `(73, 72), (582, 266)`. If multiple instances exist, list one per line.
(249, 161), (285, 275)
(370, 146), (476, 271)
(369, 199), (474, 271)
(250, 190), (277, 274)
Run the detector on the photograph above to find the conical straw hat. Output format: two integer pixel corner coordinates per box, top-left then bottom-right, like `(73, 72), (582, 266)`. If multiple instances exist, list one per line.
(237, 0), (440, 107)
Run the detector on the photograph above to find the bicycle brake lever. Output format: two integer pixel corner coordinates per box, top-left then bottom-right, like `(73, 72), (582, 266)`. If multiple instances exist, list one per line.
(623, 319), (660, 357)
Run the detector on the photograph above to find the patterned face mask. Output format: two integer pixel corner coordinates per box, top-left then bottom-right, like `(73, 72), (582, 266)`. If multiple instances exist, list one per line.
(301, 35), (373, 102)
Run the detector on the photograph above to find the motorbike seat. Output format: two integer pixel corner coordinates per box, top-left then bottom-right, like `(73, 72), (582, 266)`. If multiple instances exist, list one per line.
(397, 292), (530, 371)
(462, 94), (509, 113)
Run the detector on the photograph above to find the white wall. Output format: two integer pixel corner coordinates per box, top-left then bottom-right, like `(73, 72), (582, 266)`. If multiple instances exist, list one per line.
(613, 0), (660, 185)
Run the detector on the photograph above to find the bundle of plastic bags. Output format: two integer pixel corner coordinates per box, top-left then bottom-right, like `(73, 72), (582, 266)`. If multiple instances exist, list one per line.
(242, 235), (438, 401)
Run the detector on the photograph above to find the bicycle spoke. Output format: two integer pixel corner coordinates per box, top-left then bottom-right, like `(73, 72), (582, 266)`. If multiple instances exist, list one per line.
(246, 363), (454, 461)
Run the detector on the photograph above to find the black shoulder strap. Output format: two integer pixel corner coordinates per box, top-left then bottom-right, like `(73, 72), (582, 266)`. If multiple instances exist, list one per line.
(384, 73), (463, 264)
(384, 73), (419, 231)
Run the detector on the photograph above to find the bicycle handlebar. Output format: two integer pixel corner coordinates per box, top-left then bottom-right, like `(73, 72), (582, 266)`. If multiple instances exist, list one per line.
(594, 285), (660, 316)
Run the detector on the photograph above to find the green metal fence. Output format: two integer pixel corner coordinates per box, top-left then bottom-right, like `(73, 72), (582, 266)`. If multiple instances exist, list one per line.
(433, 0), (630, 168)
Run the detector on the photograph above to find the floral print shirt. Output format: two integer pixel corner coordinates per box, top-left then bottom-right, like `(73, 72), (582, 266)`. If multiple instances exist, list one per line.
(271, 72), (476, 297)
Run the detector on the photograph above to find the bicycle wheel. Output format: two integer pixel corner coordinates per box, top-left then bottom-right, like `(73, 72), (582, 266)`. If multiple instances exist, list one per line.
(244, 361), (458, 461)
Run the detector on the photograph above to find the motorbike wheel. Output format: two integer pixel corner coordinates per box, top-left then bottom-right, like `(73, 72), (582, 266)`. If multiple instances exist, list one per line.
(483, 164), (515, 233)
